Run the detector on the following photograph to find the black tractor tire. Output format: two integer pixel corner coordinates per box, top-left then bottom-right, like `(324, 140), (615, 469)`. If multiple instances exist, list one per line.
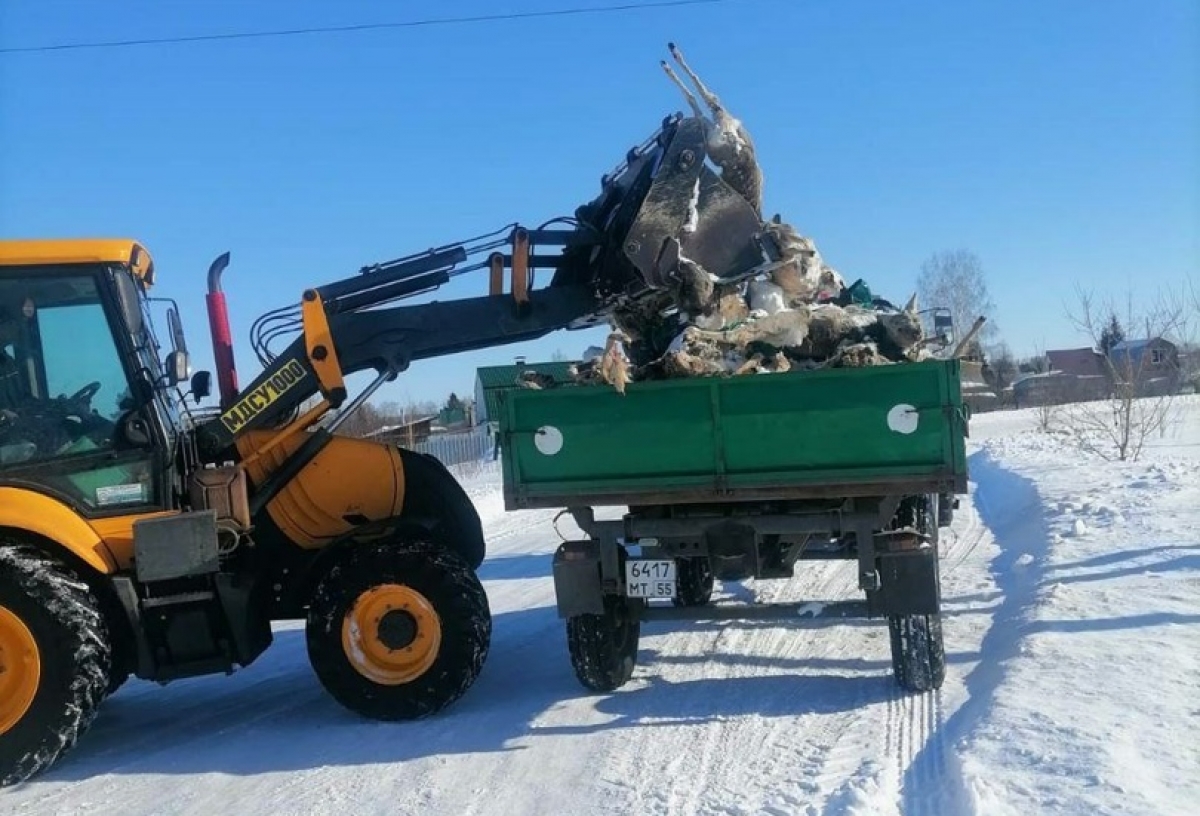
(566, 596), (641, 692)
(0, 544), (112, 788)
(305, 536), (491, 721)
(672, 557), (714, 608)
(886, 493), (945, 692)
(105, 669), (130, 698)
(397, 449), (486, 570)
(888, 613), (946, 692)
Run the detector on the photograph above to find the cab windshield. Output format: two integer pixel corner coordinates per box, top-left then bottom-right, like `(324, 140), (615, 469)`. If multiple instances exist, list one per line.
(0, 265), (162, 511)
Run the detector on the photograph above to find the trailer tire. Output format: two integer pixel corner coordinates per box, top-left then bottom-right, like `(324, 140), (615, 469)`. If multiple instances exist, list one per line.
(672, 557), (714, 608)
(0, 544), (112, 788)
(566, 596), (640, 692)
(306, 536), (491, 721)
(888, 613), (945, 692)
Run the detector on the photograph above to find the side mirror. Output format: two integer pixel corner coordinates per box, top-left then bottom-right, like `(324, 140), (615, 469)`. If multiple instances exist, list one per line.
(165, 350), (190, 385)
(167, 306), (189, 354)
(190, 370), (212, 403)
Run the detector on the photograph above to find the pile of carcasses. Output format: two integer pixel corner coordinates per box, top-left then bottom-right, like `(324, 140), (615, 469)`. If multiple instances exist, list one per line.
(517, 41), (936, 395)
(560, 219), (933, 395)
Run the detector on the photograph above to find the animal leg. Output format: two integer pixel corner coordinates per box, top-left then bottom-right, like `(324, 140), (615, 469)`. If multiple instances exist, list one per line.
(668, 42), (724, 115)
(660, 61), (704, 119)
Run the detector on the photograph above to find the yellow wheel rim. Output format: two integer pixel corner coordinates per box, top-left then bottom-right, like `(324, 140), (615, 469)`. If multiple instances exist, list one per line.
(0, 605), (40, 735)
(341, 584), (442, 685)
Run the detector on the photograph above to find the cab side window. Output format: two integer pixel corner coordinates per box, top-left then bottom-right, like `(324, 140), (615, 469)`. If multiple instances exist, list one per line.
(0, 271), (158, 512)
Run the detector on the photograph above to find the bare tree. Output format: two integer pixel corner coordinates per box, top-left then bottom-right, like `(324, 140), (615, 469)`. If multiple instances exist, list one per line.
(1059, 284), (1190, 461)
(917, 249), (997, 346)
(1032, 402), (1055, 433)
(1186, 277), (1200, 391)
(983, 342), (1017, 396)
(1017, 344), (1049, 375)
(333, 400), (393, 438)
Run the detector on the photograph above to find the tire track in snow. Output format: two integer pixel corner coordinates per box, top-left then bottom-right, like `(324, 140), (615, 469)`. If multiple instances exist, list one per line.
(941, 489), (989, 578)
(814, 482), (988, 814)
(891, 450), (1050, 816)
(11, 667), (332, 815)
(599, 558), (890, 815)
(890, 687), (947, 816)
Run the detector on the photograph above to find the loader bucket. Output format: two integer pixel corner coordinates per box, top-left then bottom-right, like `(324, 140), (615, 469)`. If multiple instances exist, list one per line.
(551, 115), (769, 308)
(621, 116), (766, 290)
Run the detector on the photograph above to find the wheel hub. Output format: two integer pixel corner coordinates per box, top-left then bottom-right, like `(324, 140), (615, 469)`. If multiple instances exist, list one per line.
(341, 584), (443, 685)
(0, 605), (40, 735)
(377, 609), (418, 651)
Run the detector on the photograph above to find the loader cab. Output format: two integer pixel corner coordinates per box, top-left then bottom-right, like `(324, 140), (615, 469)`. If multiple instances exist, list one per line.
(0, 240), (195, 517)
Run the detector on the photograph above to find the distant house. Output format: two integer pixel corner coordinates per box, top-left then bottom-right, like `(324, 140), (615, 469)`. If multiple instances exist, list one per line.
(1108, 338), (1179, 390)
(365, 415), (437, 446)
(1046, 347), (1107, 378)
(1026, 337), (1183, 406)
(474, 360), (578, 425)
(1012, 371), (1110, 408)
(1017, 346), (1112, 407)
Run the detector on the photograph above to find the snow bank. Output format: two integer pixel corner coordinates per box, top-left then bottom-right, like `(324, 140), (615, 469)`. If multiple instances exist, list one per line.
(945, 395), (1200, 816)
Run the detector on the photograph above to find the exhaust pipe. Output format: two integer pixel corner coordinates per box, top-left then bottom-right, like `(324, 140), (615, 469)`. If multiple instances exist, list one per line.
(205, 252), (239, 409)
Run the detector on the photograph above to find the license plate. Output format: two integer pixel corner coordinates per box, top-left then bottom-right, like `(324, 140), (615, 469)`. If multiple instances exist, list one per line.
(625, 559), (676, 598)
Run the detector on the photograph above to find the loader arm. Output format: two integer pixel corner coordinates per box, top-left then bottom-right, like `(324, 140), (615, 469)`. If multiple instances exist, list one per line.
(193, 280), (601, 457)
(192, 113), (772, 475)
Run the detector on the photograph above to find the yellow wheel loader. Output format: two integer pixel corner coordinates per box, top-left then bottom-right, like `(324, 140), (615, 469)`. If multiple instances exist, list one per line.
(0, 111), (774, 785)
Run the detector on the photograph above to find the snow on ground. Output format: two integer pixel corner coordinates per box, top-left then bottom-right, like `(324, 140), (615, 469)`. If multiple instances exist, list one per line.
(3, 398), (1198, 815)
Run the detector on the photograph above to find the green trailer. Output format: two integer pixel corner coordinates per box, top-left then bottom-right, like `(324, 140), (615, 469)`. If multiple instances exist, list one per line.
(493, 358), (970, 693)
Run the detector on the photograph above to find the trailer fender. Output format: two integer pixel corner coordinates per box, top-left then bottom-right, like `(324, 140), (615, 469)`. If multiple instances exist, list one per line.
(0, 487), (116, 574)
(552, 540), (606, 618)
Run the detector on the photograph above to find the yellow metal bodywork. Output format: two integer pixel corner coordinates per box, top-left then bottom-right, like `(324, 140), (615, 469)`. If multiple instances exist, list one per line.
(238, 431), (406, 549)
(236, 398), (329, 473)
(0, 606), (40, 735)
(341, 584), (442, 685)
(301, 292), (346, 399)
(0, 238), (155, 286)
(0, 487), (119, 573)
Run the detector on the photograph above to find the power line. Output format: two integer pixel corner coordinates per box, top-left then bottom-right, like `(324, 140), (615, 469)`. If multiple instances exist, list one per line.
(0, 0), (761, 55)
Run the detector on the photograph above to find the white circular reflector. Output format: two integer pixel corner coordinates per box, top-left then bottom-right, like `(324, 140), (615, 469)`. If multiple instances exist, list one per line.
(887, 404), (919, 435)
(535, 425), (564, 455)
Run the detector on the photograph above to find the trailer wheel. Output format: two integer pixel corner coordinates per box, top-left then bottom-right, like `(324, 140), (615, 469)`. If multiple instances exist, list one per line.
(566, 596), (640, 692)
(887, 493), (945, 692)
(888, 613), (945, 692)
(672, 557), (714, 608)
(306, 536), (491, 721)
(0, 544), (112, 788)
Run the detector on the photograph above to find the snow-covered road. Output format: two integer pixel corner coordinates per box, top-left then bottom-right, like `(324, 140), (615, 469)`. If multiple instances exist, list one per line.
(4, 398), (1198, 815)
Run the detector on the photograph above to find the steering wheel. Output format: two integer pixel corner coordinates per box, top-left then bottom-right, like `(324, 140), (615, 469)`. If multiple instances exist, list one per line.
(69, 381), (102, 403)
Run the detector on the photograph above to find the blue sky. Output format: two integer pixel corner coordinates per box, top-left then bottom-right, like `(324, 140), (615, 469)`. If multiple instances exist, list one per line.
(2, 0), (1197, 409)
